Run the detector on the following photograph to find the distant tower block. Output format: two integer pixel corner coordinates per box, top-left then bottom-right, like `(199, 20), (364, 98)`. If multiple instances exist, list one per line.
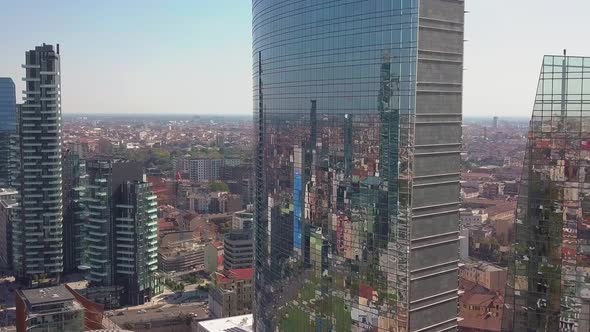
(493, 116), (499, 128)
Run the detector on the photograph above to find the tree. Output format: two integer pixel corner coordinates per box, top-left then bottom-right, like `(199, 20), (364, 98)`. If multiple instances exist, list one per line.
(209, 181), (229, 192)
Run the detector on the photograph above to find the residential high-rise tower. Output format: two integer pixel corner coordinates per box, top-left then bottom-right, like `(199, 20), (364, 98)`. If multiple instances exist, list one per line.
(253, 1), (465, 331)
(12, 44), (64, 287)
(502, 55), (590, 331)
(82, 159), (161, 306)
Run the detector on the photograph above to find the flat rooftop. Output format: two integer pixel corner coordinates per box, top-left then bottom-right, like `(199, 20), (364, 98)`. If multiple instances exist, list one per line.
(198, 314), (253, 332)
(21, 285), (75, 305)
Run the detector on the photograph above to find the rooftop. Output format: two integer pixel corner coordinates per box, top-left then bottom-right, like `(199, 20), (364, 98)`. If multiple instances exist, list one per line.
(215, 268), (254, 284)
(21, 285), (75, 305)
(0, 188), (17, 196)
(197, 314), (253, 332)
(465, 261), (505, 272)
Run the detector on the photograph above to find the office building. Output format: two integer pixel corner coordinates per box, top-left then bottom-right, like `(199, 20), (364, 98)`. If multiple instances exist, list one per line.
(223, 230), (253, 271)
(253, 1), (465, 331)
(159, 239), (205, 273)
(16, 286), (85, 332)
(503, 55), (590, 331)
(0, 78), (16, 187)
(62, 150), (89, 273)
(12, 44), (64, 287)
(82, 159), (161, 306)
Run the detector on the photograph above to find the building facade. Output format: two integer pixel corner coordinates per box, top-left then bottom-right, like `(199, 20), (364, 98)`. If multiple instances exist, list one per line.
(503, 56), (590, 331)
(460, 262), (507, 293)
(0, 78), (16, 187)
(0, 188), (17, 270)
(209, 268), (254, 318)
(159, 240), (205, 273)
(16, 286), (85, 332)
(204, 241), (224, 274)
(232, 209), (253, 230)
(82, 159), (161, 306)
(62, 150), (89, 273)
(12, 44), (64, 287)
(190, 158), (223, 182)
(253, 1), (465, 331)
(223, 230), (253, 271)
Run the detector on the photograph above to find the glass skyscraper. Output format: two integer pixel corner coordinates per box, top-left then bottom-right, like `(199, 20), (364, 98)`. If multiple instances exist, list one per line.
(0, 78), (16, 186)
(12, 44), (64, 287)
(252, 1), (464, 331)
(503, 56), (590, 331)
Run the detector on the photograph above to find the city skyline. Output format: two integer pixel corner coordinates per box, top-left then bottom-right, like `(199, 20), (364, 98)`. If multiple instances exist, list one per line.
(0, 2), (589, 332)
(0, 0), (588, 117)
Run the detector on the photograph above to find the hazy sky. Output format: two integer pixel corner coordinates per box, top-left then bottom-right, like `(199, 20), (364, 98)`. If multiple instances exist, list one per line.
(0, 0), (589, 117)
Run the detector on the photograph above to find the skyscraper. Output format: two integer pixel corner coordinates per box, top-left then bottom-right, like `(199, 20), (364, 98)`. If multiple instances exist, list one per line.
(253, 1), (465, 331)
(82, 159), (160, 306)
(503, 55), (590, 331)
(0, 78), (16, 186)
(62, 150), (89, 273)
(12, 44), (64, 287)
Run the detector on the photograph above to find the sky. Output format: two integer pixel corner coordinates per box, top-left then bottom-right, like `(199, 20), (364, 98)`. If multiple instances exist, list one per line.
(0, 0), (589, 117)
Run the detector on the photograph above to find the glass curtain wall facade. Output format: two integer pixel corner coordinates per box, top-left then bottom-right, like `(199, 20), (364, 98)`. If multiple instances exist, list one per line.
(62, 150), (89, 273)
(253, 1), (464, 331)
(0, 78), (16, 187)
(12, 44), (63, 287)
(503, 56), (590, 331)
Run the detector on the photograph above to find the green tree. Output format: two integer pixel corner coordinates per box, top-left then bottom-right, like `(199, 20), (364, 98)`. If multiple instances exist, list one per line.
(209, 181), (229, 192)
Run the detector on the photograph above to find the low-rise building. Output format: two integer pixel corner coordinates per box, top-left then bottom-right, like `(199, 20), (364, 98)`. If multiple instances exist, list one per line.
(232, 209), (253, 230)
(460, 209), (488, 226)
(460, 261), (507, 292)
(204, 241), (224, 274)
(159, 239), (206, 273)
(461, 187), (480, 199)
(16, 286), (85, 332)
(194, 314), (253, 332)
(480, 182), (504, 199)
(458, 278), (503, 332)
(209, 268), (253, 318)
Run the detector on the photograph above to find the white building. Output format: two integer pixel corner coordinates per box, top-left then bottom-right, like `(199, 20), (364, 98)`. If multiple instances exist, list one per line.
(194, 314), (253, 332)
(460, 209), (488, 225)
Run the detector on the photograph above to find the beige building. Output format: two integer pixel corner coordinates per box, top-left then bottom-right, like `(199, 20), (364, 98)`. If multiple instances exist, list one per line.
(159, 239), (205, 273)
(460, 262), (507, 293)
(209, 268), (253, 318)
(204, 241), (224, 274)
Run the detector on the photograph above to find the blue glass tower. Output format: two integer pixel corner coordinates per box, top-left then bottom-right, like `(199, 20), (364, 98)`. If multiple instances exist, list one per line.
(253, 1), (465, 331)
(0, 78), (16, 186)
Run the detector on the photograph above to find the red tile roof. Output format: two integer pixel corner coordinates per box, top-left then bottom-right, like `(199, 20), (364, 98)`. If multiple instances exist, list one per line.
(215, 268), (254, 284)
(229, 268), (254, 280)
(358, 283), (373, 301)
